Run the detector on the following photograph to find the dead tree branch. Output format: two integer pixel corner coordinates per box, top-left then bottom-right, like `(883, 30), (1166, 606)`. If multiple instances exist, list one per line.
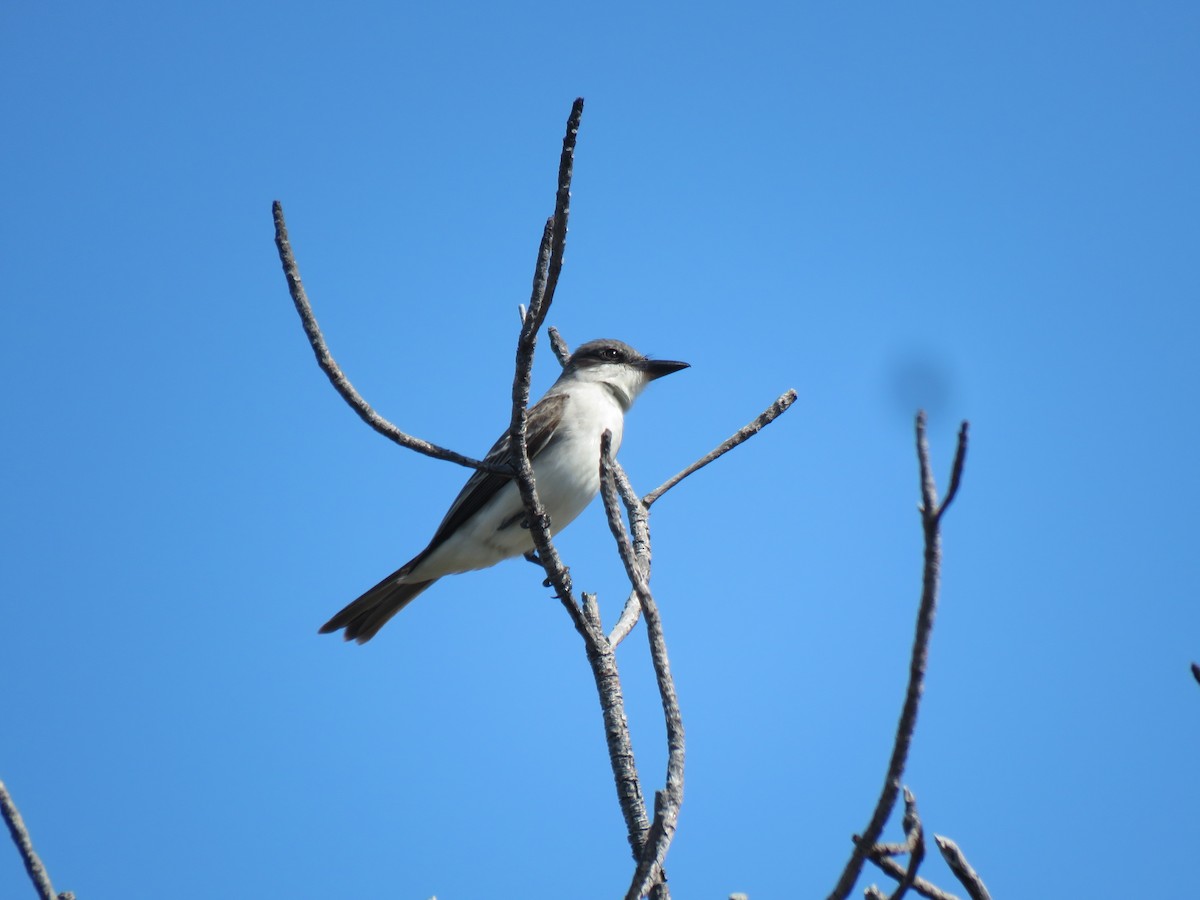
(865, 851), (961, 900)
(608, 389), (798, 647)
(1, 779), (65, 900)
(934, 837), (992, 900)
(272, 201), (507, 474)
(826, 414), (969, 900)
(643, 389), (798, 508)
(500, 100), (674, 898)
(599, 433), (686, 900)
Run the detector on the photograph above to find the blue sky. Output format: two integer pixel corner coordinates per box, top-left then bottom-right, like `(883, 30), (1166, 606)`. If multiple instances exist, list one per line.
(3, 2), (1198, 898)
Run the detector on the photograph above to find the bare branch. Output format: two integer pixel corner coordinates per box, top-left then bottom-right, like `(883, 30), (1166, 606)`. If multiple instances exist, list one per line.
(936, 421), (969, 521)
(1, 780), (60, 900)
(864, 851), (962, 900)
(934, 836), (992, 900)
(548, 326), (571, 367)
(581, 591), (602, 631)
(854, 789), (926, 900)
(272, 201), (506, 474)
(610, 390), (796, 645)
(608, 590), (643, 647)
(500, 101), (669, 894)
(600, 433), (685, 900)
(826, 414), (969, 900)
(643, 389), (797, 508)
(505, 98), (583, 602)
(607, 474), (652, 647)
(888, 788), (926, 900)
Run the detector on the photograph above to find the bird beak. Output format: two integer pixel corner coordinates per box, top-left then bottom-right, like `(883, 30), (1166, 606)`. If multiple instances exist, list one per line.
(639, 358), (690, 380)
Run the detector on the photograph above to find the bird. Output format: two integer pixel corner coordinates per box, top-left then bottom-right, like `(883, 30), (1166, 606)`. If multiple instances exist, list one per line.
(319, 338), (689, 643)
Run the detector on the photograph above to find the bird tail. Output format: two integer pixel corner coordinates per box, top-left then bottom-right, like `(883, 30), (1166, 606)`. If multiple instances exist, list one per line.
(319, 575), (438, 644)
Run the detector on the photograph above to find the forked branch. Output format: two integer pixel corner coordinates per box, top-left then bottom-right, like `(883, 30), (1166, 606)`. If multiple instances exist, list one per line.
(600, 433), (685, 900)
(826, 413), (969, 900)
(608, 389), (798, 647)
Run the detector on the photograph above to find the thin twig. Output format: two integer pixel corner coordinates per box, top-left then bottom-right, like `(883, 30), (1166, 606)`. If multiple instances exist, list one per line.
(610, 389), (797, 646)
(854, 788), (926, 900)
(888, 788), (926, 900)
(1, 780), (60, 900)
(608, 591), (642, 647)
(600, 434), (685, 900)
(272, 201), (507, 473)
(826, 413), (969, 900)
(934, 836), (991, 900)
(864, 852), (961, 900)
(643, 389), (797, 508)
(608, 476), (653, 647)
(936, 422), (969, 522)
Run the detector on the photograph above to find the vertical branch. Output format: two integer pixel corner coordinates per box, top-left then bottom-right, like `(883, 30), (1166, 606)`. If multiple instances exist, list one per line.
(826, 414), (969, 900)
(502, 99), (663, 889)
(507, 100), (583, 616)
(599, 432), (686, 900)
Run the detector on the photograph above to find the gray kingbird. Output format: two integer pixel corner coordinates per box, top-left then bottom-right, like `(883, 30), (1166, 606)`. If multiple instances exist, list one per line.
(320, 338), (689, 643)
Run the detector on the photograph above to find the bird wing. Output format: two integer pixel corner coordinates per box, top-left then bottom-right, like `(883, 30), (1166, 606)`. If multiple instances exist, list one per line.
(401, 392), (568, 572)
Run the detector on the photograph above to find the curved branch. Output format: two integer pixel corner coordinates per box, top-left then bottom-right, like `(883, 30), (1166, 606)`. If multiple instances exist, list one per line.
(826, 413), (969, 900)
(272, 201), (505, 473)
(643, 389), (797, 508)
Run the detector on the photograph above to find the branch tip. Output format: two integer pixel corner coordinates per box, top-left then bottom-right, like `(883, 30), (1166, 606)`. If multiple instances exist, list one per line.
(643, 388), (798, 507)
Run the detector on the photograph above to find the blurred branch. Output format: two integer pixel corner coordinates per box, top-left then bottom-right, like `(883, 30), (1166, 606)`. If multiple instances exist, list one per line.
(934, 837), (992, 900)
(826, 413), (970, 900)
(1191, 662), (1200, 686)
(272, 201), (507, 474)
(1, 779), (65, 900)
(600, 433), (684, 900)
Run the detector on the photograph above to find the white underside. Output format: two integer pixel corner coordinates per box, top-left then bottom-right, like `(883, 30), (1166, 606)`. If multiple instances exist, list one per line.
(405, 381), (627, 581)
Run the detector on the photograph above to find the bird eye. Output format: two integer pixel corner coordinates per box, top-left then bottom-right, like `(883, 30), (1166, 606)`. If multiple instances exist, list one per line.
(603, 347), (620, 360)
